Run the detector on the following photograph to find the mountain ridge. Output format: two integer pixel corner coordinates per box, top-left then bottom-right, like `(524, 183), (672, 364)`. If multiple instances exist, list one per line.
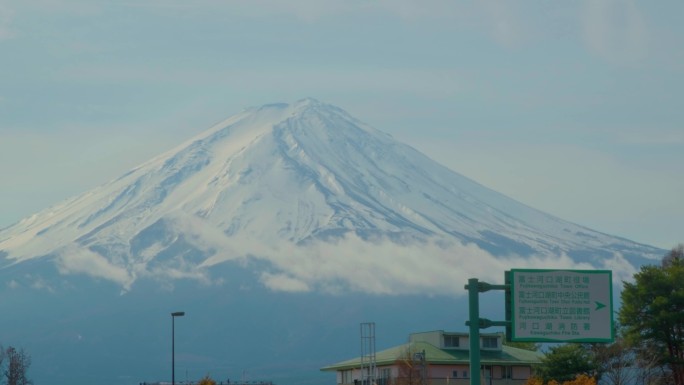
(0, 98), (666, 385)
(0, 98), (662, 293)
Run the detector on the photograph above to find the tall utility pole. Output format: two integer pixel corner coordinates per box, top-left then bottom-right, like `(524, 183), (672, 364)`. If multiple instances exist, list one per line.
(360, 322), (377, 385)
(171, 311), (185, 385)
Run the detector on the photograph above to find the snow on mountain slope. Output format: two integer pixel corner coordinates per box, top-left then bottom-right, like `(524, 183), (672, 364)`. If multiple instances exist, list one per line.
(0, 98), (662, 293)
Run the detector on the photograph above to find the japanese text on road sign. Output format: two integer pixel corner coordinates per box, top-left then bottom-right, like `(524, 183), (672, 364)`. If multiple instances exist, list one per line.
(510, 269), (613, 343)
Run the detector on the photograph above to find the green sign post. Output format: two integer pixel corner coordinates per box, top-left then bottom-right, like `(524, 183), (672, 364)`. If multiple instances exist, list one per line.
(465, 269), (613, 385)
(509, 269), (614, 343)
(465, 279), (509, 385)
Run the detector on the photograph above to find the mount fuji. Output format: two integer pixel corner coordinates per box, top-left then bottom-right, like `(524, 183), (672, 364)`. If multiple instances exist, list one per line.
(0, 98), (663, 385)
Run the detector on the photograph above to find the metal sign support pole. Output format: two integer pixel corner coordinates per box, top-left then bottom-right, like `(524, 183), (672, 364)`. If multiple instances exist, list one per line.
(465, 279), (510, 385)
(467, 278), (481, 385)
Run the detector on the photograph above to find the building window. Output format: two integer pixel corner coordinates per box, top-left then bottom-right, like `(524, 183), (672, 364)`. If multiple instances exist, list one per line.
(377, 368), (392, 385)
(342, 370), (352, 384)
(453, 371), (459, 378)
(511, 366), (532, 380)
(463, 371), (469, 378)
(482, 337), (498, 348)
(444, 335), (459, 347)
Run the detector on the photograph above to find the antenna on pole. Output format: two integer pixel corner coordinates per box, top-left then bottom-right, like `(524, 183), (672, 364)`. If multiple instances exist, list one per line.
(360, 322), (377, 385)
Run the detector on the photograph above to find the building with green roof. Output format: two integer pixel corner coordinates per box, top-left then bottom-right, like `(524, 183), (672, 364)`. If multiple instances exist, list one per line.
(321, 330), (543, 385)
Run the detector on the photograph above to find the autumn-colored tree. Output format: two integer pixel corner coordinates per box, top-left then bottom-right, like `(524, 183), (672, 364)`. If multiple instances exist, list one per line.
(197, 374), (217, 385)
(563, 374), (597, 385)
(393, 347), (427, 385)
(524, 376), (544, 385)
(525, 374), (596, 385)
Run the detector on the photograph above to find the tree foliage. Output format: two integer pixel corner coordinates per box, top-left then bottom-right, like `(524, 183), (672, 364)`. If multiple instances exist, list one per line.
(662, 244), (683, 268)
(535, 344), (598, 383)
(591, 334), (637, 385)
(559, 374), (597, 385)
(393, 347), (427, 385)
(2, 346), (32, 385)
(619, 245), (684, 385)
(197, 375), (217, 385)
(525, 374), (597, 385)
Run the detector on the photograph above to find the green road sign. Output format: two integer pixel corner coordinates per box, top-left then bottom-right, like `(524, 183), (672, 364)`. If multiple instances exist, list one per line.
(509, 269), (614, 343)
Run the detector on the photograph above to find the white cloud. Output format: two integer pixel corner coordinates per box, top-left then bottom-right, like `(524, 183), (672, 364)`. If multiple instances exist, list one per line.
(600, 253), (638, 286)
(147, 265), (213, 285)
(477, 0), (527, 49)
(111, 0), (466, 27)
(617, 130), (684, 146)
(218, 0), (457, 22)
(29, 275), (55, 292)
(581, 0), (649, 64)
(237, 234), (618, 296)
(139, 214), (627, 296)
(16, 209), (638, 296)
(16, 0), (103, 16)
(56, 244), (134, 290)
(111, 0), (362, 22)
(0, 1), (15, 40)
(113, 213), (639, 296)
(260, 272), (310, 293)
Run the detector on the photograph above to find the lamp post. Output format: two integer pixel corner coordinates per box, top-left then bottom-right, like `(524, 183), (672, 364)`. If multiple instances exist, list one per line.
(171, 311), (185, 385)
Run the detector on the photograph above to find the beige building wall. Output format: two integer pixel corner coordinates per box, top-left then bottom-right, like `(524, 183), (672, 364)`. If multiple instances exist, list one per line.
(335, 364), (533, 385)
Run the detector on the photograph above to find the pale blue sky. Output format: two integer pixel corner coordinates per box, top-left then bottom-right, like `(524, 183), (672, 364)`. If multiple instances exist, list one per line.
(1, 0), (682, 250)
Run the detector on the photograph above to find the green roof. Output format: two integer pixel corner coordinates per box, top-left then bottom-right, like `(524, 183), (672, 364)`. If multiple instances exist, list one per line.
(321, 341), (543, 372)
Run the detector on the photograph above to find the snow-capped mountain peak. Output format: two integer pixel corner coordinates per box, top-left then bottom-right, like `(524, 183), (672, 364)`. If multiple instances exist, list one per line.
(0, 99), (662, 293)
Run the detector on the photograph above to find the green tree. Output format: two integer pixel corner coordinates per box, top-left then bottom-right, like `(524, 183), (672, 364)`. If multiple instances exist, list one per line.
(619, 245), (684, 385)
(536, 344), (598, 383)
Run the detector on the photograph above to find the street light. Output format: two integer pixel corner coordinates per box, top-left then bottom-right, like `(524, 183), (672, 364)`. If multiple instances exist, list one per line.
(171, 311), (185, 385)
